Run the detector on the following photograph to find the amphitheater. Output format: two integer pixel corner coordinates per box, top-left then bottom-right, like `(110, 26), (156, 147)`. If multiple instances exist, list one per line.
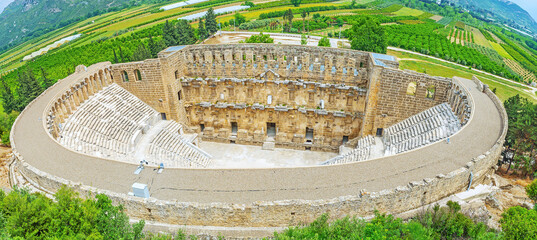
(10, 44), (506, 237)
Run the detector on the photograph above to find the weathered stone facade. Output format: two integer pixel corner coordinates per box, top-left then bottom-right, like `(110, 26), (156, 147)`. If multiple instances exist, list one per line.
(106, 44), (465, 151)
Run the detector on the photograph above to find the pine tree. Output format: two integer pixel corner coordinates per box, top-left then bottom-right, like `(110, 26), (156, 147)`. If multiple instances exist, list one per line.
(198, 18), (208, 41)
(205, 8), (218, 35)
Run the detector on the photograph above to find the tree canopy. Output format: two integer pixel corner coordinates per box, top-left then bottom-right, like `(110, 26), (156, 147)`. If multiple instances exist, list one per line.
(349, 16), (387, 54)
(205, 8), (218, 35)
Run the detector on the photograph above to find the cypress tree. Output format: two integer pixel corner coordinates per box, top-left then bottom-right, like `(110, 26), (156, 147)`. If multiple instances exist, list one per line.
(41, 67), (53, 89)
(148, 34), (159, 57)
(177, 20), (196, 45)
(162, 20), (177, 46)
(17, 68), (42, 110)
(131, 44), (152, 61)
(113, 49), (118, 63)
(0, 78), (16, 113)
(198, 18), (208, 41)
(205, 8), (218, 35)
(118, 46), (125, 63)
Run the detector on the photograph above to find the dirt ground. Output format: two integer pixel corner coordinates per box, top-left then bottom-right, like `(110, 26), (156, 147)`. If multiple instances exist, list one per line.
(0, 146), (11, 190)
(482, 168), (533, 229)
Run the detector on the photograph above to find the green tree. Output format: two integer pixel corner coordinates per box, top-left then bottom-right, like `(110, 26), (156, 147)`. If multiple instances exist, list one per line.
(176, 20), (196, 45)
(318, 37), (330, 47)
(501, 206), (537, 240)
(526, 179), (537, 202)
(147, 34), (159, 58)
(503, 94), (537, 175)
(118, 46), (125, 62)
(205, 8), (218, 35)
(350, 16), (387, 53)
(234, 13), (246, 26)
(336, 17), (344, 27)
(41, 67), (53, 89)
(131, 44), (152, 62)
(290, 0), (301, 7)
(301, 34), (307, 45)
(162, 20), (177, 47)
(243, 32), (274, 43)
(301, 10), (307, 32)
(241, 0), (254, 7)
(0, 186), (145, 239)
(198, 18), (208, 41)
(0, 78), (17, 113)
(17, 68), (42, 109)
(0, 110), (18, 145)
(113, 48), (119, 63)
(283, 9), (294, 32)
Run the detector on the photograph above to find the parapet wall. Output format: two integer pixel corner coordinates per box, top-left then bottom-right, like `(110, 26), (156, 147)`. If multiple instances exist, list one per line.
(176, 44), (372, 85)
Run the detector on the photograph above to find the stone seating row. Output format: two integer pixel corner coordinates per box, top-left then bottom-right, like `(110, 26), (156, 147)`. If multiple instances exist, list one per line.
(58, 84), (157, 161)
(146, 121), (211, 168)
(320, 135), (374, 165)
(383, 103), (461, 155)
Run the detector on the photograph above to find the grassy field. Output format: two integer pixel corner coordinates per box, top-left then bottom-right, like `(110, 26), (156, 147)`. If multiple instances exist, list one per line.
(392, 7), (423, 17)
(490, 41), (513, 60)
(389, 49), (536, 103)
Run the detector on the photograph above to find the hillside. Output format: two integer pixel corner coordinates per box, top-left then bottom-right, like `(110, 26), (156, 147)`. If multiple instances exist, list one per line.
(445, 0), (537, 34)
(0, 0), (164, 53)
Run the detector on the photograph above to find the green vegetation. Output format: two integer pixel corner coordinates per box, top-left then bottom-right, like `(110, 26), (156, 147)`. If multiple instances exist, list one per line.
(275, 201), (500, 239)
(383, 21), (518, 80)
(349, 16), (387, 54)
(436, 17), (452, 26)
(500, 206), (537, 240)
(503, 95), (537, 176)
(0, 186), (203, 239)
(0, 186), (145, 239)
(526, 179), (537, 203)
(241, 32), (274, 43)
(389, 50), (535, 103)
(318, 37), (330, 47)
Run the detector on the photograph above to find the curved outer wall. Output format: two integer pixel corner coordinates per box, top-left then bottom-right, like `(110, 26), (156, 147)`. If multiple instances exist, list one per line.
(10, 45), (506, 228)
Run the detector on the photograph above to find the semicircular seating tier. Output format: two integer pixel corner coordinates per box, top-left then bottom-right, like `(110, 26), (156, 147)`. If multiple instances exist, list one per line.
(321, 103), (462, 165)
(58, 83), (212, 168)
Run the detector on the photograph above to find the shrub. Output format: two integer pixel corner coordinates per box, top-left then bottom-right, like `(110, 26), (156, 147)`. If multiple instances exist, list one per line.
(501, 206), (537, 240)
(318, 37), (330, 47)
(241, 32), (274, 43)
(526, 179), (537, 202)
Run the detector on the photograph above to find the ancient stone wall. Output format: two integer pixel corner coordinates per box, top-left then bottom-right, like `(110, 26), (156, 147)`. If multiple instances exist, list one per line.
(177, 44), (370, 86)
(181, 77), (366, 150)
(12, 48), (506, 232)
(110, 60), (176, 120)
(372, 69), (452, 131)
(12, 73), (505, 227)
